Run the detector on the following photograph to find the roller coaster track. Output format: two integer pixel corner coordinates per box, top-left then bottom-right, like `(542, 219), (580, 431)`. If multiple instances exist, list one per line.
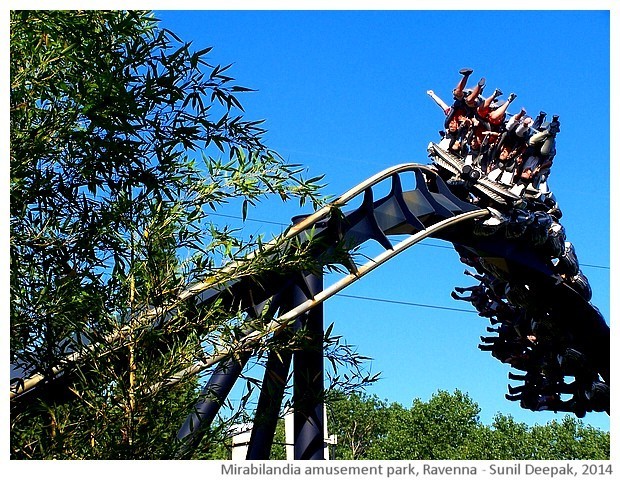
(10, 157), (609, 459)
(10, 163), (484, 399)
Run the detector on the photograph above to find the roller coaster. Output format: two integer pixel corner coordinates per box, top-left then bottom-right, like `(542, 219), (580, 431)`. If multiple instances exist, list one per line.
(10, 142), (610, 460)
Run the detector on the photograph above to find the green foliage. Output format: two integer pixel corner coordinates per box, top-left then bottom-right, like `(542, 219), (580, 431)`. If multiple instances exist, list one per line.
(270, 420), (288, 460)
(10, 10), (325, 459)
(199, 390), (609, 460)
(363, 390), (481, 460)
(528, 416), (610, 460)
(327, 391), (390, 459)
(324, 390), (609, 460)
(462, 413), (536, 459)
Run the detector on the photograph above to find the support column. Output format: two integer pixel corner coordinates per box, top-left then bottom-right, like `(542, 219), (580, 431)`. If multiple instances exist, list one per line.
(293, 271), (325, 460)
(176, 352), (250, 458)
(245, 328), (293, 459)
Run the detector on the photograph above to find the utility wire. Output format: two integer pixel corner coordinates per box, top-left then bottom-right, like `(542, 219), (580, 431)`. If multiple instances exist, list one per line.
(208, 212), (288, 227)
(334, 293), (478, 314)
(579, 263), (610, 270)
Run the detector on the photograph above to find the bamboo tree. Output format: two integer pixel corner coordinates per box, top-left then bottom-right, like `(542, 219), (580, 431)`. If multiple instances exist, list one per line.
(10, 10), (327, 459)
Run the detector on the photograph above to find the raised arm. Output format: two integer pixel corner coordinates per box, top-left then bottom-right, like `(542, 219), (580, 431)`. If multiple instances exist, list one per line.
(427, 89), (450, 114)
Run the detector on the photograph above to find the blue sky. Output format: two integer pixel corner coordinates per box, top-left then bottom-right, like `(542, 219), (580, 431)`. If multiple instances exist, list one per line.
(155, 10), (612, 431)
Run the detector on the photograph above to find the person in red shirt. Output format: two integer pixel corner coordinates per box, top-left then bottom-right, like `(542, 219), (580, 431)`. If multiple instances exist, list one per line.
(477, 89), (518, 127)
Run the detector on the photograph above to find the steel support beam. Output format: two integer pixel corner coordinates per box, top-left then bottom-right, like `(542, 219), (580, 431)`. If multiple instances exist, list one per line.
(245, 328), (294, 459)
(292, 271), (324, 460)
(176, 352), (250, 458)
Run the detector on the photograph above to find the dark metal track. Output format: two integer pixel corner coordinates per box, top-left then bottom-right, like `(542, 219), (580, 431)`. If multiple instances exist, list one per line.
(10, 161), (609, 459)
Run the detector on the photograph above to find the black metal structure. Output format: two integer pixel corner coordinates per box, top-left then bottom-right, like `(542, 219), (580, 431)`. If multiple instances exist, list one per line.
(11, 158), (609, 459)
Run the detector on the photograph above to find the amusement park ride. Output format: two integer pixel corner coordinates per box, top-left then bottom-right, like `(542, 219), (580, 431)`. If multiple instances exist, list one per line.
(10, 87), (610, 460)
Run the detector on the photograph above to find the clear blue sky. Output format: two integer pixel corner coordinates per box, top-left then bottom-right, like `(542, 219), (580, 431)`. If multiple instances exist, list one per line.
(154, 9), (611, 431)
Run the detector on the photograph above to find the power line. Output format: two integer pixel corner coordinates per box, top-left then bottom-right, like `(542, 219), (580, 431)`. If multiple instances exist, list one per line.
(207, 212), (289, 227)
(579, 263), (610, 270)
(334, 293), (477, 314)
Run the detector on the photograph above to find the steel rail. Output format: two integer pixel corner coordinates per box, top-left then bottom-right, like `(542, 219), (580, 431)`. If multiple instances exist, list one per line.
(10, 163), (444, 400)
(150, 208), (489, 393)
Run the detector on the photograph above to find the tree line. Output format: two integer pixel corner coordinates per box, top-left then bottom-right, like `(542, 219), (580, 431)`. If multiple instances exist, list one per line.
(206, 390), (609, 460)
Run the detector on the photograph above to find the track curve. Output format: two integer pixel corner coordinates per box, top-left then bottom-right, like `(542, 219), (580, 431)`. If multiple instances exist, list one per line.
(10, 160), (609, 456)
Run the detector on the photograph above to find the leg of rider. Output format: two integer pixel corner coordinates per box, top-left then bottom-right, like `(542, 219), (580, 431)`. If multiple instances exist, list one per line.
(465, 77), (486, 106)
(453, 68), (473, 99)
(477, 87), (500, 118)
(488, 92), (517, 124)
(528, 129), (554, 155)
(540, 136), (556, 157)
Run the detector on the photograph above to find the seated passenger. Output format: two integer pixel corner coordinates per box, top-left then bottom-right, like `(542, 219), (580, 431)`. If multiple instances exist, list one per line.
(427, 89), (471, 155)
(487, 137), (525, 183)
(467, 119), (497, 170)
(530, 157), (554, 191)
(463, 133), (482, 166)
(488, 110), (532, 184)
(427, 68), (484, 120)
(449, 116), (473, 156)
(478, 91), (518, 128)
(451, 285), (492, 313)
(473, 130), (501, 173)
(505, 108), (533, 140)
(528, 114), (560, 157)
(514, 115), (559, 190)
(451, 67), (485, 115)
